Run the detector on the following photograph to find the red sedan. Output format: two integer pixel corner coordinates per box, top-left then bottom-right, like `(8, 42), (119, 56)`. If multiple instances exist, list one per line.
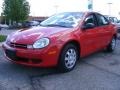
(2, 12), (117, 72)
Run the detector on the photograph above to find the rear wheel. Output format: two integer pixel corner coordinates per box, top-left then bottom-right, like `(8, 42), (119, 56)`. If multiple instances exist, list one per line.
(106, 37), (116, 52)
(58, 44), (79, 72)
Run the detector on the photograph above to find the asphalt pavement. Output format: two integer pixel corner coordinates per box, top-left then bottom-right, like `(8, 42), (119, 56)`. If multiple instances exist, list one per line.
(0, 29), (16, 36)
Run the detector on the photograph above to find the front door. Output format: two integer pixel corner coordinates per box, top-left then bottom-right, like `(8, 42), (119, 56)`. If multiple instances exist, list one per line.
(80, 14), (100, 57)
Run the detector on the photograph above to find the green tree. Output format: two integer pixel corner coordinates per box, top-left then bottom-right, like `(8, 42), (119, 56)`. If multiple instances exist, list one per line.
(2, 0), (30, 24)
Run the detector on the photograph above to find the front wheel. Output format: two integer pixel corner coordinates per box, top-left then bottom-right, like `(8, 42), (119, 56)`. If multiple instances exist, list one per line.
(106, 37), (116, 52)
(58, 44), (79, 72)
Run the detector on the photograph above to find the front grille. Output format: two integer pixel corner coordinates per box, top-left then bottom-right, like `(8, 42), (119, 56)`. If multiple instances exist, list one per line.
(8, 42), (27, 49)
(14, 57), (41, 64)
(14, 57), (29, 63)
(5, 49), (16, 60)
(5, 49), (42, 64)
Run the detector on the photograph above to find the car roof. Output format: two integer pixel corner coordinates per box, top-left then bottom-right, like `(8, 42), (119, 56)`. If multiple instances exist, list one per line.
(56, 11), (100, 14)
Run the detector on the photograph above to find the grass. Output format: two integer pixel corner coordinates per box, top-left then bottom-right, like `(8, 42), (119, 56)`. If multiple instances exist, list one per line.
(0, 35), (7, 42)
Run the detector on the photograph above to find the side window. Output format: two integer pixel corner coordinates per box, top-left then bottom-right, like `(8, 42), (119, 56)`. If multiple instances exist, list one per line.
(113, 17), (118, 23)
(84, 14), (96, 25)
(109, 17), (113, 22)
(97, 14), (109, 26)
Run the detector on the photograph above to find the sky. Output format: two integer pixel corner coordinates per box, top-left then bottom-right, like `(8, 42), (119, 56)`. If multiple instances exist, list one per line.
(0, 0), (120, 18)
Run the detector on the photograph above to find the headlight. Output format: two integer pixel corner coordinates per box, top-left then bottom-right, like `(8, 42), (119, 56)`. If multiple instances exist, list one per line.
(33, 38), (50, 49)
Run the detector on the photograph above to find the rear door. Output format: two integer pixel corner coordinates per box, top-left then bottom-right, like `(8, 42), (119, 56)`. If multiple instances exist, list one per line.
(95, 13), (113, 49)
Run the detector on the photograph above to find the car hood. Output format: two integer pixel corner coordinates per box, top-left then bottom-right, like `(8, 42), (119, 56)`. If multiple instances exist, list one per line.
(8, 26), (71, 44)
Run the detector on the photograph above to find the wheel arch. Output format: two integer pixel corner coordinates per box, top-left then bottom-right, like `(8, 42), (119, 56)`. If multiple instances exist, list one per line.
(57, 40), (81, 72)
(59, 40), (81, 61)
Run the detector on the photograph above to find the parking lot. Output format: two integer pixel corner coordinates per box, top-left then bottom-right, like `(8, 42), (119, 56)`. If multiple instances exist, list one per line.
(0, 37), (120, 90)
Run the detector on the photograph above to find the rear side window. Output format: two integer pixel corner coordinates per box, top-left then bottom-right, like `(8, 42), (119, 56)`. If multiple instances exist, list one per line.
(96, 14), (109, 26)
(113, 17), (118, 23)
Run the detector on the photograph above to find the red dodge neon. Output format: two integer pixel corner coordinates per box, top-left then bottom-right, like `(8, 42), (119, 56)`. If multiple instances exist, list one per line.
(2, 12), (117, 72)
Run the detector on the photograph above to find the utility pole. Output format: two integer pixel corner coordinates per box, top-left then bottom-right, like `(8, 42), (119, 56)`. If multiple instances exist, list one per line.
(0, 13), (1, 24)
(88, 0), (93, 11)
(108, 3), (112, 16)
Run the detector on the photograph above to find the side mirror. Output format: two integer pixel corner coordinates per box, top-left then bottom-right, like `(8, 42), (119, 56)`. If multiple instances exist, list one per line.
(82, 23), (95, 30)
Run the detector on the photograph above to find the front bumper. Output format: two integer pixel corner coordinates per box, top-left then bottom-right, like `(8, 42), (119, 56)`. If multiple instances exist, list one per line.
(2, 42), (59, 67)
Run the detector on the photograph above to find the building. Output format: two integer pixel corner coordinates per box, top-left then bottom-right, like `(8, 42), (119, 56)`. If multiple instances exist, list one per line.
(27, 16), (48, 22)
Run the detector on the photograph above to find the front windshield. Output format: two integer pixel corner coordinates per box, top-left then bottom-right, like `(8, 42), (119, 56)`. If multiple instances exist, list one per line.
(40, 12), (84, 28)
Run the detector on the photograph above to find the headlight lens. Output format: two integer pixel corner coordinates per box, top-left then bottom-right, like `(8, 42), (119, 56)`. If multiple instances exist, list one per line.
(33, 38), (50, 49)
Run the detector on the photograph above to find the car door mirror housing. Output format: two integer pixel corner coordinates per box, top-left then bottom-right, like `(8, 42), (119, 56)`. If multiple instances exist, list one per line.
(82, 23), (95, 30)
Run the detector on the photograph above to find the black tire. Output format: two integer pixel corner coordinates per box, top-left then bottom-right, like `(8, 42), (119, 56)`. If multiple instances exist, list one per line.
(58, 44), (79, 72)
(106, 37), (116, 52)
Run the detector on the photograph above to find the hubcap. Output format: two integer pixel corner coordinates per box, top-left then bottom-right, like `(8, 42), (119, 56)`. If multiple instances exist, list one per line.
(111, 38), (116, 50)
(65, 49), (77, 69)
